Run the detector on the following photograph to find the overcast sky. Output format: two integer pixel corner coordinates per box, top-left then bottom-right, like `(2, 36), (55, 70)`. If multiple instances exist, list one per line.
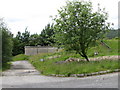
(0, 0), (119, 36)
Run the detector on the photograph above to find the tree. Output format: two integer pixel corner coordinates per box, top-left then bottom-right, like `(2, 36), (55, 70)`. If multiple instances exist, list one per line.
(0, 18), (13, 66)
(40, 23), (55, 46)
(12, 28), (30, 55)
(29, 33), (41, 46)
(12, 31), (23, 55)
(54, 1), (111, 61)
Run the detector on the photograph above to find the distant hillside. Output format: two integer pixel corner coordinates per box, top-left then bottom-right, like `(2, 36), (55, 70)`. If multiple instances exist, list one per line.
(106, 29), (120, 39)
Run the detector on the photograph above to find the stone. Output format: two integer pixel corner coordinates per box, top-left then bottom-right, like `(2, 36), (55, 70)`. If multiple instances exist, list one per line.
(86, 73), (92, 76)
(55, 61), (66, 64)
(56, 75), (59, 77)
(70, 74), (77, 77)
(106, 70), (111, 73)
(114, 69), (120, 72)
(40, 59), (44, 62)
(93, 72), (99, 75)
(76, 74), (84, 77)
(94, 52), (99, 55)
(58, 75), (65, 77)
(99, 71), (107, 74)
(50, 74), (56, 76)
(91, 72), (97, 75)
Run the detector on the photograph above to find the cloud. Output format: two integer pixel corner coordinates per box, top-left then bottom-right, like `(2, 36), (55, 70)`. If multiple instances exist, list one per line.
(0, 0), (119, 36)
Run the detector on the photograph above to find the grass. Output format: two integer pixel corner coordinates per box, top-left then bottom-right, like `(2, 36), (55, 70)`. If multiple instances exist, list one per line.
(87, 39), (118, 57)
(2, 63), (11, 71)
(29, 53), (119, 76)
(13, 39), (119, 76)
(12, 54), (29, 61)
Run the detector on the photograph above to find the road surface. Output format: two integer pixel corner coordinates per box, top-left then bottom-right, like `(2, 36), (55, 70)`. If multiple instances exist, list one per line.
(1, 60), (119, 88)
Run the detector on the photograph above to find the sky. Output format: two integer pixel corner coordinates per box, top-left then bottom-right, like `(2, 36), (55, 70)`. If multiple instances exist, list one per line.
(0, 0), (119, 36)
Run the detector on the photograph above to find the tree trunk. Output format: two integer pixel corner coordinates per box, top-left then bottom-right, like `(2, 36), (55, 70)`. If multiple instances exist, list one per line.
(78, 52), (90, 62)
(84, 54), (89, 62)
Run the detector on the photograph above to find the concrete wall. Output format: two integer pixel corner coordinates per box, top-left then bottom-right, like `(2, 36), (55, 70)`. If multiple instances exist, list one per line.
(25, 46), (58, 55)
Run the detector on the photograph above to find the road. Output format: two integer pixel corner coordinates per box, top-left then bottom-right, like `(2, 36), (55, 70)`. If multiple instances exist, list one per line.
(1, 60), (119, 88)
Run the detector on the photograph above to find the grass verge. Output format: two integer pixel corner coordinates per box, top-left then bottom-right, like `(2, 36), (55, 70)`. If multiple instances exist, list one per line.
(13, 39), (119, 76)
(12, 54), (29, 61)
(28, 52), (119, 76)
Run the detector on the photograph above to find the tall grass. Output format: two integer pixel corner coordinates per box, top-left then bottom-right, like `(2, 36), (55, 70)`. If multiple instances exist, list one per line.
(14, 39), (119, 76)
(29, 54), (119, 76)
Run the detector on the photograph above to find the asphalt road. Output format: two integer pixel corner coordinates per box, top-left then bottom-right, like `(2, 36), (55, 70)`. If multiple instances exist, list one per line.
(1, 60), (119, 88)
(1, 72), (119, 88)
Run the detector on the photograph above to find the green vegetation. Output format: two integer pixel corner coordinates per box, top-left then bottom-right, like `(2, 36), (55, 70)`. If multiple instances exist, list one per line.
(106, 29), (120, 39)
(88, 39), (118, 57)
(54, 0), (111, 61)
(28, 53), (119, 76)
(1, 0), (119, 75)
(12, 23), (55, 56)
(12, 28), (30, 56)
(2, 62), (11, 71)
(12, 54), (29, 61)
(0, 18), (13, 71)
(27, 39), (119, 76)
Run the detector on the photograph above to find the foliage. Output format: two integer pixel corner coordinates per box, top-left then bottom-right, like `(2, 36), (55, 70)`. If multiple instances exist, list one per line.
(12, 28), (30, 56)
(0, 18), (13, 67)
(40, 23), (55, 46)
(28, 38), (118, 76)
(29, 33), (41, 46)
(12, 24), (56, 56)
(12, 54), (29, 61)
(106, 29), (120, 39)
(88, 39), (118, 57)
(54, 1), (111, 61)
(12, 32), (23, 55)
(28, 53), (119, 76)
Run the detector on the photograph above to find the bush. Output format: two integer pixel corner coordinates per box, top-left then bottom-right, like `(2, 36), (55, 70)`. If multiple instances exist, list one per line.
(0, 19), (13, 68)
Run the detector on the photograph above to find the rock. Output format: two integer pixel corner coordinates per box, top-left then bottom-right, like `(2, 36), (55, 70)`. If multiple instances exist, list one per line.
(76, 74), (84, 77)
(58, 75), (65, 77)
(91, 72), (97, 75)
(55, 61), (66, 64)
(50, 74), (56, 76)
(106, 70), (111, 73)
(114, 69), (120, 72)
(99, 71), (107, 74)
(94, 52), (99, 55)
(40, 59), (44, 62)
(48, 55), (61, 59)
(93, 72), (99, 75)
(65, 58), (81, 62)
(70, 74), (77, 77)
(86, 73), (92, 76)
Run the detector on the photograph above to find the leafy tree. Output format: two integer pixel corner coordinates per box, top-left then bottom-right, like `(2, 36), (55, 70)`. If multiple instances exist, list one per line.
(54, 1), (111, 61)
(12, 28), (30, 55)
(21, 27), (30, 45)
(29, 33), (41, 46)
(0, 18), (13, 66)
(12, 31), (23, 55)
(40, 23), (55, 46)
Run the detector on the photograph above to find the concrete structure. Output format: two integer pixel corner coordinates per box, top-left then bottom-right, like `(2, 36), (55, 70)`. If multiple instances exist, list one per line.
(25, 46), (58, 55)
